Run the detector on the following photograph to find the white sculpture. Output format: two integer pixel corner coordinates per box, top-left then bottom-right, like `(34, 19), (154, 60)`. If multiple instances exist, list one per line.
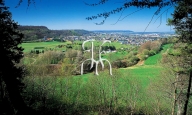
(81, 39), (112, 75)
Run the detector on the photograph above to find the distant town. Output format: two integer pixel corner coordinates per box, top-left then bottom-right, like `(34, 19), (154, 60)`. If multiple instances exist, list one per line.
(61, 30), (176, 46)
(18, 26), (176, 45)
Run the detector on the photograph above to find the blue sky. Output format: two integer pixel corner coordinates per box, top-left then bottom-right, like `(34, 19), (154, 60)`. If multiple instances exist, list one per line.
(5, 0), (175, 32)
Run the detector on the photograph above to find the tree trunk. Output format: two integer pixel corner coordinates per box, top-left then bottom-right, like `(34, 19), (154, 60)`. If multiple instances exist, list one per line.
(183, 71), (192, 115)
(171, 93), (177, 115)
(172, 73), (179, 115)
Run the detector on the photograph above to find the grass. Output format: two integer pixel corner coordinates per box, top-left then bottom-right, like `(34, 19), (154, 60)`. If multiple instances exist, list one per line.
(23, 41), (171, 90)
(58, 43), (171, 88)
(102, 51), (129, 62)
(144, 44), (172, 65)
(21, 40), (132, 53)
(24, 43), (173, 114)
(21, 41), (72, 52)
(119, 44), (172, 87)
(120, 66), (162, 87)
(144, 53), (162, 65)
(23, 41), (171, 87)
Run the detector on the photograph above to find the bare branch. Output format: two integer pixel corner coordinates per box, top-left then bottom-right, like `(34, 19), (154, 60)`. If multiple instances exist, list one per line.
(111, 8), (126, 25)
(15, 0), (23, 8)
(153, 6), (173, 28)
(113, 0), (128, 4)
(111, 8), (143, 25)
(83, 0), (109, 6)
(15, 0), (36, 8)
(86, 0), (178, 25)
(143, 12), (156, 32)
(94, 19), (106, 25)
(157, 14), (162, 28)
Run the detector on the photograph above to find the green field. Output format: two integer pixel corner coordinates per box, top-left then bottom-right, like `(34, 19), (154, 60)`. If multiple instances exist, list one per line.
(72, 44), (172, 89)
(21, 41), (72, 52)
(23, 42), (173, 114)
(57, 44), (170, 113)
(144, 44), (172, 65)
(120, 44), (171, 86)
(23, 41), (171, 86)
(22, 40), (133, 53)
(22, 41), (171, 86)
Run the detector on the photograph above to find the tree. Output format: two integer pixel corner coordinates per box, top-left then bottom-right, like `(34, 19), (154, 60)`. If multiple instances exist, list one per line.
(86, 1), (192, 114)
(171, 0), (192, 42)
(0, 0), (35, 114)
(159, 48), (191, 115)
(168, 1), (192, 114)
(85, 0), (182, 26)
(85, 0), (192, 114)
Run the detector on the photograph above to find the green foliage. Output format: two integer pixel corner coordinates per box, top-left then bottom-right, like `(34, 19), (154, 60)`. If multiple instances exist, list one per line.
(18, 26), (93, 41)
(23, 63), (171, 114)
(34, 51), (65, 65)
(21, 42), (176, 114)
(20, 36), (176, 114)
(0, 1), (34, 114)
(149, 50), (156, 56)
(170, 0), (192, 43)
(143, 49), (150, 55)
(34, 47), (45, 49)
(102, 45), (116, 51)
(85, 0), (181, 25)
(140, 54), (148, 61)
(22, 70), (142, 114)
(144, 53), (161, 65)
(21, 41), (71, 52)
(145, 44), (171, 65)
(139, 40), (162, 61)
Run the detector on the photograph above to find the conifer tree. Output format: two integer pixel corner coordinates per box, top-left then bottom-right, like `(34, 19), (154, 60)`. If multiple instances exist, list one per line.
(0, 0), (34, 114)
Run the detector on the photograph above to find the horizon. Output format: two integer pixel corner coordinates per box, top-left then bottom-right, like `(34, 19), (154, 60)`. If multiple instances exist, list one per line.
(5, 0), (175, 32)
(19, 25), (175, 33)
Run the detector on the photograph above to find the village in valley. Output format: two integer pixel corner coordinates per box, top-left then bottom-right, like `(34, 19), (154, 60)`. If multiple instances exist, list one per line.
(60, 30), (176, 46)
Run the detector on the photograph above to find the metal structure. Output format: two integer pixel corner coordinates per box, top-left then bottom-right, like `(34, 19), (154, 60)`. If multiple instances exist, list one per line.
(81, 39), (112, 75)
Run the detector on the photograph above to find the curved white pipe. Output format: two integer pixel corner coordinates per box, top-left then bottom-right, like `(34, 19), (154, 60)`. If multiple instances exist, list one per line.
(81, 39), (112, 76)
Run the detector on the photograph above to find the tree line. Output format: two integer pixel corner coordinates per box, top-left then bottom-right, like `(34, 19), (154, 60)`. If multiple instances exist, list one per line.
(18, 25), (92, 42)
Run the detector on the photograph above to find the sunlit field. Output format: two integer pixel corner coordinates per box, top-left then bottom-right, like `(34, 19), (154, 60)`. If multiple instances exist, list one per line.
(23, 41), (172, 114)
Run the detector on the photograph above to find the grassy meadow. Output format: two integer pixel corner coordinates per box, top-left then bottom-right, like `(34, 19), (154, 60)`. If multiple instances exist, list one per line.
(77, 43), (167, 87)
(22, 41), (173, 114)
(21, 41), (72, 52)
(21, 40), (132, 53)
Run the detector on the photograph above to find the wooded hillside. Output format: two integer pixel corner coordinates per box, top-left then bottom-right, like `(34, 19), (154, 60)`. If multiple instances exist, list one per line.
(18, 25), (93, 41)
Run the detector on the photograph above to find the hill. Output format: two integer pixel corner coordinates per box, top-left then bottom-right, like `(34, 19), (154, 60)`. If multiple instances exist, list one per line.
(18, 26), (93, 41)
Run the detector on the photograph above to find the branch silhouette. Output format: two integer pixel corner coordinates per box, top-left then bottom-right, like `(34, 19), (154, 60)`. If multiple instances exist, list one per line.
(86, 0), (181, 27)
(16, 0), (36, 8)
(153, 6), (173, 28)
(83, 0), (109, 6)
(111, 8), (143, 25)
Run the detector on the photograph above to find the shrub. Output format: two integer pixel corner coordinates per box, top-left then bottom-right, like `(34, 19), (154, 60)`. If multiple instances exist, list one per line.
(149, 50), (156, 56)
(36, 50), (40, 54)
(140, 54), (148, 61)
(143, 49), (150, 55)
(139, 40), (162, 55)
(130, 56), (140, 63)
(34, 47), (45, 49)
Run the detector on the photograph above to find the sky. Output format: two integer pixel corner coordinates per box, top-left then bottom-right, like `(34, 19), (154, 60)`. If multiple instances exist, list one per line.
(5, 0), (175, 32)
